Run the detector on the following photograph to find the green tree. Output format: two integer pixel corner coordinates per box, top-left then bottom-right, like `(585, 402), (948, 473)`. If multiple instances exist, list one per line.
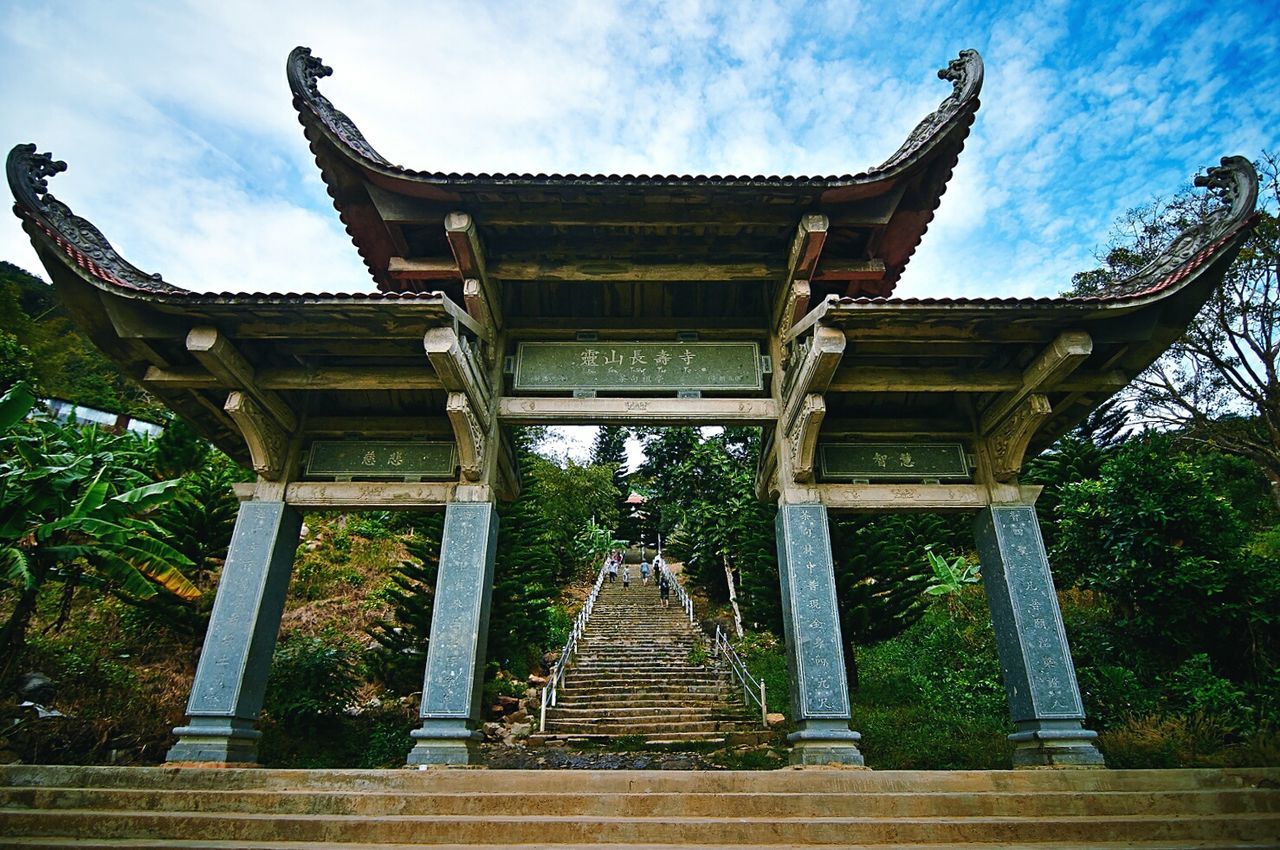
(1071, 154), (1280, 504)
(1052, 433), (1279, 682)
(488, 444), (561, 674)
(366, 520), (444, 695)
(590, 426), (629, 496)
(0, 385), (198, 682)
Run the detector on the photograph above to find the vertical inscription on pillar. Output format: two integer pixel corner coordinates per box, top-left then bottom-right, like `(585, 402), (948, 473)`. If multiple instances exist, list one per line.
(779, 504), (849, 719)
(980, 506), (1084, 720)
(420, 503), (493, 719)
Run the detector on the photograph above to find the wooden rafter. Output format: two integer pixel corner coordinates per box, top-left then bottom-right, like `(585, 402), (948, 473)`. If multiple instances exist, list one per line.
(144, 365), (444, 391)
(445, 211), (503, 332)
(772, 215), (827, 340)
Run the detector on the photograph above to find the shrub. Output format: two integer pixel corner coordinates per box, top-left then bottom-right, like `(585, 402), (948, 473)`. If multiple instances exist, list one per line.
(262, 634), (361, 728)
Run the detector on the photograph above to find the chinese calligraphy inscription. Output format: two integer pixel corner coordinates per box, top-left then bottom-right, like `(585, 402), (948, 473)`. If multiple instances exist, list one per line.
(820, 442), (969, 481)
(513, 342), (763, 392)
(974, 506), (1085, 721)
(307, 441), (457, 480)
(420, 503), (499, 719)
(776, 503), (850, 720)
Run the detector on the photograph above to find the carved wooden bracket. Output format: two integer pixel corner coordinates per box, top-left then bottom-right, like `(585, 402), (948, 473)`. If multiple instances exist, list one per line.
(225, 391), (288, 481)
(424, 326), (492, 430)
(786, 393), (826, 483)
(187, 326), (297, 432)
(781, 324), (845, 432)
(987, 394), (1052, 482)
(446, 212), (503, 338)
(446, 392), (486, 482)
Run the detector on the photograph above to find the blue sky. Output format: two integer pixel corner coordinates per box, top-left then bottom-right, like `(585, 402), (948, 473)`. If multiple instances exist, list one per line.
(1, 0), (1276, 305)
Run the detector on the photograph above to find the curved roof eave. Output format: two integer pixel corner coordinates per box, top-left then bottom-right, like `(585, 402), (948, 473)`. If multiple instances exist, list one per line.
(287, 46), (984, 193)
(287, 46), (983, 291)
(6, 143), (451, 313)
(816, 156), (1260, 324)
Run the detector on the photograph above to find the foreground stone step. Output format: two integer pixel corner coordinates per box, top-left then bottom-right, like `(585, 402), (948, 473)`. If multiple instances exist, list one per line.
(5, 765), (1277, 793)
(4, 808), (1277, 846)
(6, 786), (1280, 819)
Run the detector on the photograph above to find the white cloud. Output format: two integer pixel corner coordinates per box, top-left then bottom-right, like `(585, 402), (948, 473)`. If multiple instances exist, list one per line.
(0, 0), (1276, 300)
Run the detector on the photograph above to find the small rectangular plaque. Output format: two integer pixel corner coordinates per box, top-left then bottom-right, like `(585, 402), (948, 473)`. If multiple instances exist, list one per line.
(819, 442), (969, 481)
(513, 341), (763, 392)
(306, 441), (457, 479)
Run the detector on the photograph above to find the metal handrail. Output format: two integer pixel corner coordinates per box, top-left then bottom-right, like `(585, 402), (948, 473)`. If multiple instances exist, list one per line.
(713, 624), (768, 726)
(657, 562), (695, 625)
(539, 562), (607, 732)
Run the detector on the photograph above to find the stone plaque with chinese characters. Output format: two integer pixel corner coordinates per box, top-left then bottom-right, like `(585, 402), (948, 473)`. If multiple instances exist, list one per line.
(306, 441), (457, 480)
(775, 503), (851, 721)
(819, 442), (969, 481)
(421, 502), (498, 719)
(975, 506), (1085, 722)
(513, 341), (763, 392)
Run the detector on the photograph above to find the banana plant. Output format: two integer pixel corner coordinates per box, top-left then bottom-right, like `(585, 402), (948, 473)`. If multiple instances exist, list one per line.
(0, 384), (198, 680)
(917, 545), (981, 597)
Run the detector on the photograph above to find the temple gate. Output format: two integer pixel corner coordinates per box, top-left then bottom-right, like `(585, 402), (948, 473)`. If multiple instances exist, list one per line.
(6, 46), (1259, 768)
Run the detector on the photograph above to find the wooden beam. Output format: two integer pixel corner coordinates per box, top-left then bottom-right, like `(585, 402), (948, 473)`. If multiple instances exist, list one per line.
(785, 214), (829, 283)
(235, 481), (457, 510)
(143, 366), (221, 390)
(819, 482), (1044, 513)
(257, 366), (443, 391)
(487, 259), (782, 282)
(186, 327), (296, 432)
(446, 392), (486, 482)
(828, 366), (1129, 394)
(304, 416), (453, 437)
(224, 391), (288, 481)
(445, 212), (504, 332)
(423, 326), (491, 428)
(498, 396), (779, 426)
(387, 257), (462, 280)
(980, 331), (1092, 435)
(812, 260), (886, 282)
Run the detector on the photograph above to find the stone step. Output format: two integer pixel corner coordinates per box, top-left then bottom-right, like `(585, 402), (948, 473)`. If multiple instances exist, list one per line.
(5, 765), (1277, 793)
(546, 705), (753, 717)
(6, 787), (1276, 819)
(4, 807), (1276, 846)
(542, 720), (758, 734)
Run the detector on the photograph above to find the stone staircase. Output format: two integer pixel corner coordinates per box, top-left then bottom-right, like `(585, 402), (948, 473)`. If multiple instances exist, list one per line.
(535, 576), (763, 745)
(2, 764), (1278, 847)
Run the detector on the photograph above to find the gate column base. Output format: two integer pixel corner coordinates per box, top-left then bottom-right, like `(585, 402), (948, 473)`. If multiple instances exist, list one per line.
(1010, 720), (1105, 768)
(787, 720), (865, 766)
(165, 717), (261, 765)
(407, 719), (482, 766)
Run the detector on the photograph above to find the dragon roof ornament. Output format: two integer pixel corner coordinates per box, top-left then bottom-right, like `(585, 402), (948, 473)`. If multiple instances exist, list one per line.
(1105, 156), (1259, 297)
(287, 46), (390, 167)
(875, 49), (984, 174)
(6, 144), (185, 295)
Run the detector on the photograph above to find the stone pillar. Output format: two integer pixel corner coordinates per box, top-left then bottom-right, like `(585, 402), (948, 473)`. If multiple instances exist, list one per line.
(973, 505), (1105, 767)
(407, 501), (499, 766)
(166, 500), (301, 765)
(775, 502), (864, 766)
